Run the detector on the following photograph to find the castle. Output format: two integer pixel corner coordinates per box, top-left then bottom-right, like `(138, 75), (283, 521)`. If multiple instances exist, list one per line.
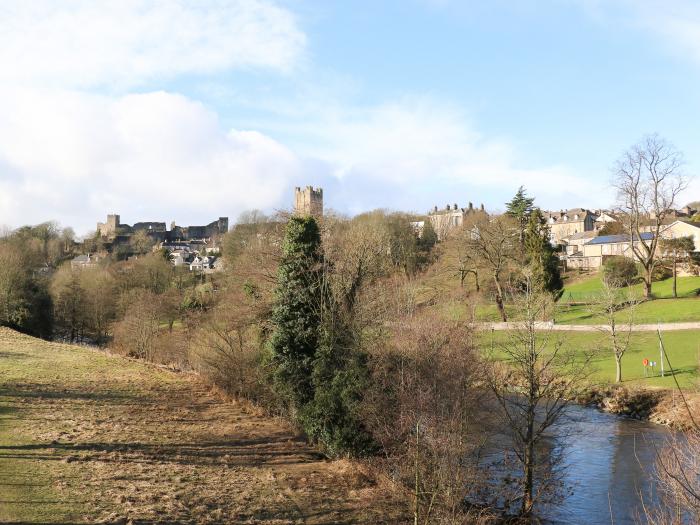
(294, 186), (323, 217)
(97, 214), (228, 243)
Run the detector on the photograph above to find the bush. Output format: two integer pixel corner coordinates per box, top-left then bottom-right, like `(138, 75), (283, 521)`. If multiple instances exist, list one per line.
(602, 256), (637, 287)
(651, 264), (672, 282)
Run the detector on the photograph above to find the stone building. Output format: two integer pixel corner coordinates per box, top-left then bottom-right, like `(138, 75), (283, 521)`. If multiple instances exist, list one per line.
(95, 213), (228, 246)
(428, 202), (485, 240)
(543, 208), (596, 245)
(294, 186), (323, 217)
(97, 214), (120, 237)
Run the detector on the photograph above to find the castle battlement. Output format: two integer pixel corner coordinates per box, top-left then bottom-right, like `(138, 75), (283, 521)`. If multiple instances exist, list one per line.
(294, 186), (323, 218)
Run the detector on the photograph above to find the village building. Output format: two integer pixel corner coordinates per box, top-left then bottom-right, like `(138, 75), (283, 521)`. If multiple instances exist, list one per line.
(561, 230), (598, 256)
(428, 202), (485, 240)
(70, 253), (101, 269)
(563, 233), (654, 270)
(660, 220), (700, 252)
(593, 211), (619, 231)
(543, 208), (596, 245)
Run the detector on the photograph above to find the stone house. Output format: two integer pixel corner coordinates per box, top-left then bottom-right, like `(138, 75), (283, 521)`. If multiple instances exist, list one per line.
(428, 202), (486, 240)
(562, 231), (597, 256)
(70, 253), (100, 269)
(660, 221), (700, 252)
(563, 233), (654, 269)
(543, 208), (596, 245)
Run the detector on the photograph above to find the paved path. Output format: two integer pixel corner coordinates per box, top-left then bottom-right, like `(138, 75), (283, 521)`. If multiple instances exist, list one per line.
(484, 321), (700, 332)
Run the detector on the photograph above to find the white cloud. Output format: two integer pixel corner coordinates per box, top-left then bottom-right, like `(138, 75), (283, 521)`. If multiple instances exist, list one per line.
(0, 0), (306, 88)
(0, 89), (302, 233)
(274, 96), (604, 213)
(573, 0), (700, 66)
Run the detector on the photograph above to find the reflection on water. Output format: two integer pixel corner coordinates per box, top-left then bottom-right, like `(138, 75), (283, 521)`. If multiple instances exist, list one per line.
(546, 404), (671, 525)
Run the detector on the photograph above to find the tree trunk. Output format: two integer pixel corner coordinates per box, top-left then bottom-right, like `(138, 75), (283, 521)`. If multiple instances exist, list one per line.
(493, 276), (507, 322)
(615, 354), (622, 383)
(521, 416), (535, 516)
(643, 267), (653, 299)
(672, 259), (677, 298)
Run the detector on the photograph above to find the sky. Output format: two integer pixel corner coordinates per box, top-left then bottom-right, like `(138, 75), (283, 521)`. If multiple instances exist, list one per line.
(1, 0), (700, 235)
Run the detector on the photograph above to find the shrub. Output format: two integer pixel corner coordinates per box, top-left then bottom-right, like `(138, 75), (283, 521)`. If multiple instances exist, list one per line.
(602, 256), (637, 287)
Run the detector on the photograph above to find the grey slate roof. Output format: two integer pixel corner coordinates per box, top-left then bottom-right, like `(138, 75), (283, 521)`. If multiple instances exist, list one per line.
(587, 233), (654, 245)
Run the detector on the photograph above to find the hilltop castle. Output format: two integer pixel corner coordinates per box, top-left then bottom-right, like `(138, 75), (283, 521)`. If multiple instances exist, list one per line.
(97, 214), (228, 243)
(294, 186), (323, 217)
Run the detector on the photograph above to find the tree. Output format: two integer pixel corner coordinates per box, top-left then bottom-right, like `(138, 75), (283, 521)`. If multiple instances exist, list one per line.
(524, 209), (563, 296)
(269, 216), (325, 413)
(594, 274), (637, 383)
(464, 214), (517, 321)
(597, 221), (624, 236)
(660, 235), (695, 298)
(506, 186), (535, 244)
(130, 230), (154, 255)
(362, 311), (488, 523)
(485, 285), (592, 518)
(613, 134), (688, 298)
(112, 289), (161, 360)
(50, 265), (85, 342)
(602, 255), (638, 287)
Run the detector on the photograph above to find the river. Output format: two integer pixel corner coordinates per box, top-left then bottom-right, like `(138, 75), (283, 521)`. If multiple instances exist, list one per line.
(546, 404), (672, 525)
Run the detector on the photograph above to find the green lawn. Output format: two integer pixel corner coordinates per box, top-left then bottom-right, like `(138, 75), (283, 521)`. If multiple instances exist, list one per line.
(556, 275), (700, 324)
(561, 274), (700, 302)
(481, 329), (700, 389)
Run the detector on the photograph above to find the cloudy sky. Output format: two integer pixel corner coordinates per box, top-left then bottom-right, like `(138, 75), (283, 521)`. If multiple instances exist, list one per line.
(1, 0), (700, 234)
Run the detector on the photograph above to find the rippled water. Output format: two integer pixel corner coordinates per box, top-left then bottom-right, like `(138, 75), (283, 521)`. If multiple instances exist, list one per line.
(545, 405), (672, 525)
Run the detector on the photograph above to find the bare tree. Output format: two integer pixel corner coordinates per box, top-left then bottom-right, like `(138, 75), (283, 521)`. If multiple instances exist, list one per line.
(464, 214), (516, 321)
(485, 282), (592, 518)
(362, 310), (492, 524)
(593, 274), (638, 383)
(613, 134), (688, 298)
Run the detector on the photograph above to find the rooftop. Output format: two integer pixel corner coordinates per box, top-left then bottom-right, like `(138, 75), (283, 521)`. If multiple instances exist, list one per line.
(586, 232), (654, 245)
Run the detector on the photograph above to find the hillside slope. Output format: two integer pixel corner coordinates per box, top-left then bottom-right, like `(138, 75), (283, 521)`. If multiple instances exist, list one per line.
(0, 328), (404, 524)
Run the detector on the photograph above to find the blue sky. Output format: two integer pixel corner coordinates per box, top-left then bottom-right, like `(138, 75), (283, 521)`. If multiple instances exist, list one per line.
(1, 0), (699, 233)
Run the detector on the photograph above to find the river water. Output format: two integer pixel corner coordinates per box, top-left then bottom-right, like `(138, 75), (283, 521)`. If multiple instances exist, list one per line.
(544, 404), (672, 525)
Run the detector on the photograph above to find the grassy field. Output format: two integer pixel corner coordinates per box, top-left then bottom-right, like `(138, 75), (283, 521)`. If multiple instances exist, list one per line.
(556, 274), (700, 324)
(0, 327), (403, 524)
(481, 328), (700, 389)
(560, 274), (700, 302)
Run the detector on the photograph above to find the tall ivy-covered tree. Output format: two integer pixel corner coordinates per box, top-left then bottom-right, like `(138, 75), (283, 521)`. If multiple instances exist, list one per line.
(505, 186), (535, 244)
(524, 209), (563, 297)
(269, 216), (325, 412)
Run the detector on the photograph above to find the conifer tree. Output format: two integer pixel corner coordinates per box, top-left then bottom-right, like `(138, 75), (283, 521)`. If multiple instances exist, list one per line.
(269, 216), (324, 412)
(524, 209), (563, 296)
(506, 186), (535, 244)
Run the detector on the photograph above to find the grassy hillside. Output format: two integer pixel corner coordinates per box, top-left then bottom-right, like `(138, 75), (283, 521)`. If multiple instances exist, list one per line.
(557, 275), (700, 324)
(561, 274), (700, 302)
(0, 328), (402, 524)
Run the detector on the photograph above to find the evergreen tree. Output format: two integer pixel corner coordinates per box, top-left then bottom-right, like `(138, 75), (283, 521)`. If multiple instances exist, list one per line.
(524, 209), (563, 296)
(302, 324), (375, 456)
(269, 216), (325, 412)
(506, 186), (535, 243)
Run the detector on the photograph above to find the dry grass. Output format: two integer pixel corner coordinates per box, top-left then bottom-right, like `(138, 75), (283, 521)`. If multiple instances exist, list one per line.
(0, 327), (406, 524)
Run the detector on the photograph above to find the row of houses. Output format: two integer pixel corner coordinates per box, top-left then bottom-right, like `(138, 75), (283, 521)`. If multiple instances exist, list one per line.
(561, 220), (700, 270)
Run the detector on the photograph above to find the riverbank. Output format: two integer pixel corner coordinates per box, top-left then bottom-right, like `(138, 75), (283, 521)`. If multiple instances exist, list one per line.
(0, 327), (406, 523)
(577, 385), (700, 430)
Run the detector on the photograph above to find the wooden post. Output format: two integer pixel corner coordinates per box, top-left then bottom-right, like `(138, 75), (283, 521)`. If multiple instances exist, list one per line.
(657, 327), (665, 378)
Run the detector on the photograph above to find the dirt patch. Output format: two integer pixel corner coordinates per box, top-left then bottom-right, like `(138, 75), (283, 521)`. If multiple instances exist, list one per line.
(0, 328), (406, 524)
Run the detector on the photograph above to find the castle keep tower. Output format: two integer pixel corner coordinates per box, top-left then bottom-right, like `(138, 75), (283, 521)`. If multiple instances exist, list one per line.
(97, 214), (120, 237)
(294, 186), (323, 218)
